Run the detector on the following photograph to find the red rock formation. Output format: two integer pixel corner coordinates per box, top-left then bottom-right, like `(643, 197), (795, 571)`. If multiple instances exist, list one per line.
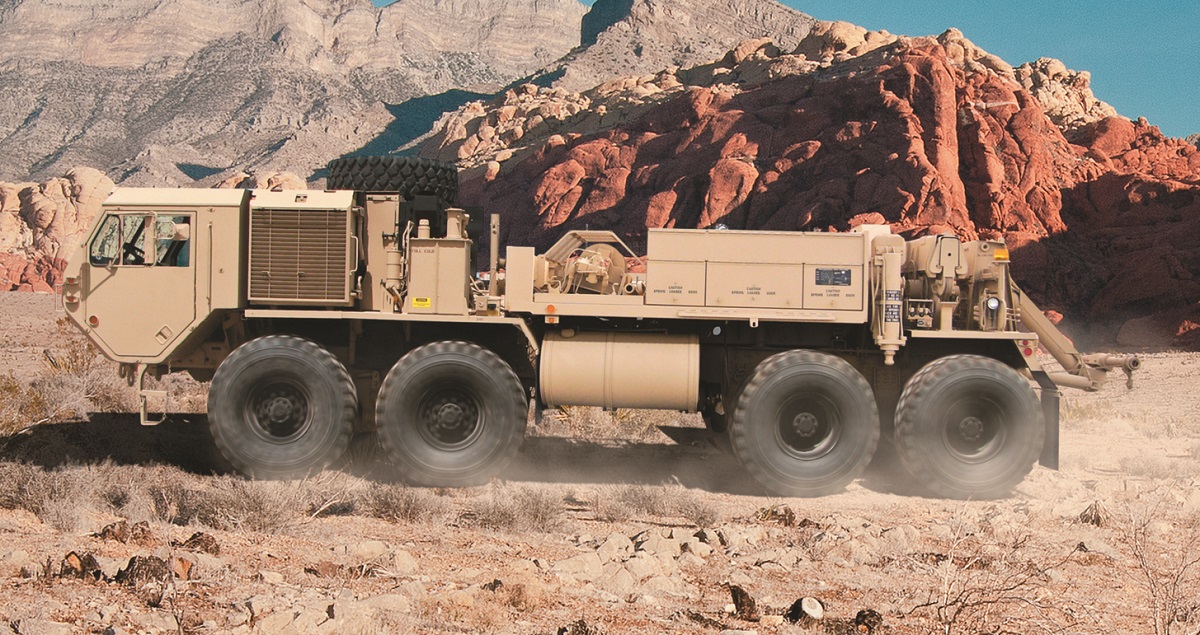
(461, 39), (1200, 348)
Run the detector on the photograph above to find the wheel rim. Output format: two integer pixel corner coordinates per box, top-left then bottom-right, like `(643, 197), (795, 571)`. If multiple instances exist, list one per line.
(773, 392), (842, 460)
(416, 385), (484, 451)
(939, 395), (1008, 463)
(247, 380), (312, 443)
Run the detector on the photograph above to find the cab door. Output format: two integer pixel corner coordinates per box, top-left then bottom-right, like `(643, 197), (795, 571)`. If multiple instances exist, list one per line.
(82, 211), (197, 360)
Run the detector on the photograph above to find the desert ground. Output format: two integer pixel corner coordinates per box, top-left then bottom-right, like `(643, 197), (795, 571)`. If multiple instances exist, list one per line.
(0, 292), (1197, 635)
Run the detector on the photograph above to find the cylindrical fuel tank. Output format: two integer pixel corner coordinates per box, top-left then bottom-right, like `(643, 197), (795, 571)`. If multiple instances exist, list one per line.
(539, 331), (699, 411)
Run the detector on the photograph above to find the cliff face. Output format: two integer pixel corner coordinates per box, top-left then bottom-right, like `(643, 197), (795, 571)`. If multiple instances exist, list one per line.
(0, 0), (588, 185)
(438, 29), (1200, 347)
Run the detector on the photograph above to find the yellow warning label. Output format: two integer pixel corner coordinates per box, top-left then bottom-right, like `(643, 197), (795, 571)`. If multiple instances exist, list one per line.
(411, 297), (432, 309)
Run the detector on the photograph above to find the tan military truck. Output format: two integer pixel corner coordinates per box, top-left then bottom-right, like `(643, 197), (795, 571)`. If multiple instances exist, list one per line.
(62, 156), (1138, 499)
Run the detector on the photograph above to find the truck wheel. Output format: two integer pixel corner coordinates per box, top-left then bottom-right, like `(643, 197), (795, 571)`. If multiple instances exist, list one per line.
(326, 156), (458, 202)
(894, 355), (1044, 499)
(376, 341), (526, 486)
(208, 336), (357, 479)
(730, 350), (879, 496)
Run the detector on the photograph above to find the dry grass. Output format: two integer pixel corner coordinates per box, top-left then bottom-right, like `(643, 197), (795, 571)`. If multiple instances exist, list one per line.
(365, 484), (453, 525)
(0, 461), (379, 533)
(1119, 455), (1198, 481)
(467, 483), (564, 532)
(591, 483), (719, 527)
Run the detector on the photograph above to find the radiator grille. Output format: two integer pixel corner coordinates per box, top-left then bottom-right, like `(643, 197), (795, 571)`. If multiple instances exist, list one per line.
(248, 208), (352, 305)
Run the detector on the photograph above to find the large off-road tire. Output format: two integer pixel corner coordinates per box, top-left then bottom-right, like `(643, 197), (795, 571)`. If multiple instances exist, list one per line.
(376, 341), (526, 486)
(326, 156), (458, 202)
(894, 355), (1044, 499)
(208, 336), (357, 480)
(730, 350), (880, 497)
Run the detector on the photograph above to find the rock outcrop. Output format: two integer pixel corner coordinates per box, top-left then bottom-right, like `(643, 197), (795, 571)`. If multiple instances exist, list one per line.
(0, 168), (114, 291)
(1015, 57), (1118, 133)
(435, 31), (1200, 348)
(1188, 133), (1200, 149)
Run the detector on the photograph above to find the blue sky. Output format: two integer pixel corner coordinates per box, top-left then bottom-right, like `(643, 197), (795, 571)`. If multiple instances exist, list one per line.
(372, 0), (1198, 137)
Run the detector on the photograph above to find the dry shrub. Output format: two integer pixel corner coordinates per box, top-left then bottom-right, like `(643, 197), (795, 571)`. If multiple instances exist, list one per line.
(1121, 494), (1200, 635)
(591, 483), (718, 526)
(0, 461), (111, 531)
(366, 484), (453, 524)
(183, 478), (309, 532)
(907, 515), (1080, 635)
(1119, 455), (1195, 481)
(0, 374), (49, 435)
(673, 487), (720, 528)
(0, 320), (135, 435)
(591, 485), (633, 522)
(469, 483), (563, 532)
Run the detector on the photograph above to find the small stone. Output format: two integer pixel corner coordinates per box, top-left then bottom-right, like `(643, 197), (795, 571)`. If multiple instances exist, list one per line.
(350, 541), (388, 561)
(597, 533), (634, 562)
(552, 553), (603, 581)
(259, 571), (284, 584)
(13, 620), (73, 635)
(682, 539), (713, 558)
(598, 567), (637, 597)
(761, 615), (784, 626)
(623, 554), (662, 581)
(390, 549), (418, 575)
(358, 593), (411, 614)
(254, 610), (296, 634)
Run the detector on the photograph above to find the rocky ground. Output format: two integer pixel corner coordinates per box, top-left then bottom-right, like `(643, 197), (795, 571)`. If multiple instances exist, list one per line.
(0, 296), (1198, 635)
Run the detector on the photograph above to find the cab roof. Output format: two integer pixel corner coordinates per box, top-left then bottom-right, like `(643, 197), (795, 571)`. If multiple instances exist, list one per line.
(104, 188), (249, 209)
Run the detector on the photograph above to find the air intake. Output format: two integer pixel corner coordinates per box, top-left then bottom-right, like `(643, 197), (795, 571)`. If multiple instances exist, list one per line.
(248, 208), (353, 305)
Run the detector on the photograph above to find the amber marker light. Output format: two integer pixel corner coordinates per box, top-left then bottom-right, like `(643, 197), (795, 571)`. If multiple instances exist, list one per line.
(88, 315), (99, 327)
(546, 304), (556, 314)
(992, 247), (1010, 261)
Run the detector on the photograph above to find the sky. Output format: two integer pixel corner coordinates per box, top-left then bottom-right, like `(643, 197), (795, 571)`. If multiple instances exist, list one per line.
(371, 0), (1199, 138)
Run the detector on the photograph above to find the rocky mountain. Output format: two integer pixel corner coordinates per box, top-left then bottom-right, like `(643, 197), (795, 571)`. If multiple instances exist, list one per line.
(1189, 133), (1200, 149)
(424, 25), (1200, 348)
(531, 0), (817, 92)
(0, 0), (589, 186)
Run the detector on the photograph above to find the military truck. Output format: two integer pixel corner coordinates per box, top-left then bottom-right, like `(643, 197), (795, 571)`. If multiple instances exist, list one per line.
(61, 157), (1138, 499)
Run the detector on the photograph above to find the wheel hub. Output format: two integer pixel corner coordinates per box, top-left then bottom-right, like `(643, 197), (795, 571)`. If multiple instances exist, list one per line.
(250, 383), (309, 441)
(958, 416), (984, 442)
(792, 412), (820, 437)
(420, 392), (482, 449)
(436, 403), (465, 428)
(266, 397), (295, 423)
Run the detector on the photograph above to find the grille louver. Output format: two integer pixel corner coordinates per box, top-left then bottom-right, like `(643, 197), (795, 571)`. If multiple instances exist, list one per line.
(248, 208), (353, 305)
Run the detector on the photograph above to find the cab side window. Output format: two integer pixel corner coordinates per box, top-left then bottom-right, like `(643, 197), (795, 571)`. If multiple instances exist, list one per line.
(155, 216), (191, 267)
(89, 215), (120, 266)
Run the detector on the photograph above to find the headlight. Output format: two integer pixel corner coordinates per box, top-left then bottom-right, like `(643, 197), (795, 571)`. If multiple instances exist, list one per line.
(986, 297), (1001, 311)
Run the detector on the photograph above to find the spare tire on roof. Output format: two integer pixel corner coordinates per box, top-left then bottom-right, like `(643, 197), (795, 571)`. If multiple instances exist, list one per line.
(326, 156), (459, 203)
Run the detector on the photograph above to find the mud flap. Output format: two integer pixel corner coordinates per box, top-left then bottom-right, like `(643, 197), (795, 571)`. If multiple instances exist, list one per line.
(1032, 371), (1059, 470)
